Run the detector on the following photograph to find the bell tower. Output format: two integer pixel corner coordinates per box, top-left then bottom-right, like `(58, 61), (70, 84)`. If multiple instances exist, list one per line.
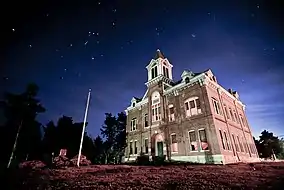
(145, 49), (173, 86)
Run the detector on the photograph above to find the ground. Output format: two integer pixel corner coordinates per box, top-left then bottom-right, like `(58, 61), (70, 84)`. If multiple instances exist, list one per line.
(5, 162), (284, 189)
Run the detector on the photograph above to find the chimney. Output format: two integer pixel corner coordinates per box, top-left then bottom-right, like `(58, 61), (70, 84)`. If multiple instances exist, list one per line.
(232, 91), (239, 99)
(228, 88), (233, 94)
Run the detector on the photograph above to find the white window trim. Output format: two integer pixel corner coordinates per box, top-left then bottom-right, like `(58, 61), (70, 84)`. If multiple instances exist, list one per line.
(184, 97), (202, 117)
(134, 140), (138, 156)
(198, 128), (210, 152)
(129, 140), (134, 155)
(130, 118), (137, 131)
(170, 133), (178, 154)
(223, 130), (232, 152)
(144, 114), (149, 128)
(188, 130), (198, 152)
(144, 138), (149, 154)
(212, 98), (222, 116)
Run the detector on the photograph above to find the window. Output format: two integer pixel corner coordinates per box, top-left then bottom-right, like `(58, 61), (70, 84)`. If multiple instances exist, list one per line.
(163, 66), (169, 78)
(224, 104), (230, 119)
(189, 131), (198, 151)
(130, 118), (137, 131)
(184, 97), (202, 117)
(185, 77), (190, 84)
(171, 134), (178, 152)
(151, 66), (158, 79)
(237, 136), (244, 152)
(224, 131), (231, 150)
(129, 142), (133, 155)
(134, 140), (138, 154)
(229, 108), (235, 121)
(234, 111), (239, 124)
(169, 105), (175, 121)
(232, 134), (239, 152)
(240, 115), (247, 128)
(145, 138), (149, 154)
(132, 102), (135, 107)
(152, 92), (161, 122)
(219, 130), (226, 150)
(144, 114), (149, 127)
(242, 137), (248, 153)
(212, 98), (222, 115)
(199, 129), (209, 150)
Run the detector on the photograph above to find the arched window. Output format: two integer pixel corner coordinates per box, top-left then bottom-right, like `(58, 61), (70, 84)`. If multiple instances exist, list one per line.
(184, 97), (201, 117)
(151, 91), (161, 122)
(185, 77), (190, 84)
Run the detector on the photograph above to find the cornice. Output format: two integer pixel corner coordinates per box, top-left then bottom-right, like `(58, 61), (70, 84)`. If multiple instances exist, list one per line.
(145, 75), (173, 87)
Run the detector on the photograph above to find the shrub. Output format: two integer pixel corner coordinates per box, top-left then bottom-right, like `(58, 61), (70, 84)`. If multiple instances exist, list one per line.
(136, 154), (150, 165)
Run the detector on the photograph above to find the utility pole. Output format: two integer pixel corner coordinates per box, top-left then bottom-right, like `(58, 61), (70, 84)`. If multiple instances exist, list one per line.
(77, 89), (91, 167)
(7, 120), (23, 168)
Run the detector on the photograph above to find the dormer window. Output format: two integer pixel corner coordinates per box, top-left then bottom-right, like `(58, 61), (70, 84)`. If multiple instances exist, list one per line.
(151, 64), (158, 79)
(185, 77), (190, 84)
(132, 102), (136, 107)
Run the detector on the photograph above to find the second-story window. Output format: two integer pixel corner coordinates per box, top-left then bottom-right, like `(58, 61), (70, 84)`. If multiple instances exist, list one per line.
(234, 110), (239, 124)
(224, 104), (230, 120)
(212, 98), (222, 115)
(229, 108), (235, 122)
(169, 104), (175, 121)
(152, 91), (161, 122)
(184, 97), (201, 117)
(130, 118), (137, 131)
(144, 114), (149, 127)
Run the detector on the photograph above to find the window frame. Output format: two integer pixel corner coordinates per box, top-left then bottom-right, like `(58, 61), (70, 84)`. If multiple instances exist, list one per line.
(188, 130), (198, 152)
(199, 128), (209, 151)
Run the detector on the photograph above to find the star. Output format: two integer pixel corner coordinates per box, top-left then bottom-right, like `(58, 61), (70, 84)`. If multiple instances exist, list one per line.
(92, 57), (95, 60)
(56, 49), (60, 52)
(29, 44), (32, 48)
(272, 48), (275, 51)
(69, 44), (73, 47)
(12, 29), (15, 32)
(61, 55), (64, 58)
(112, 22), (116, 26)
(257, 5), (260, 9)
(60, 76), (64, 79)
(84, 41), (89, 46)
(191, 34), (196, 38)
(3, 76), (9, 80)
(64, 68), (67, 72)
(97, 40), (100, 44)
(98, 2), (101, 5)
(46, 13), (49, 17)
(113, 9), (117, 13)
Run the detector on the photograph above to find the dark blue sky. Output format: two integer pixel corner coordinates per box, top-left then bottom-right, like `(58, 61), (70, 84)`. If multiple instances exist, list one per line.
(1, 0), (283, 138)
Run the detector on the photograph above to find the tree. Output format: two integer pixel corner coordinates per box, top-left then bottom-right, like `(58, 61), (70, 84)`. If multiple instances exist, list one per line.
(255, 130), (283, 159)
(42, 116), (91, 160)
(93, 135), (104, 164)
(100, 112), (127, 164)
(113, 112), (127, 163)
(0, 83), (45, 168)
(101, 113), (117, 164)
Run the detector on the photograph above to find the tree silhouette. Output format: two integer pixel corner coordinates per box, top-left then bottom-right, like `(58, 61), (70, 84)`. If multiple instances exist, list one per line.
(100, 112), (127, 164)
(255, 130), (283, 159)
(93, 135), (104, 164)
(0, 83), (45, 168)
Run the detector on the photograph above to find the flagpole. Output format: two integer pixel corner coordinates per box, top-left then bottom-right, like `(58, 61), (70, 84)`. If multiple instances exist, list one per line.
(77, 89), (91, 167)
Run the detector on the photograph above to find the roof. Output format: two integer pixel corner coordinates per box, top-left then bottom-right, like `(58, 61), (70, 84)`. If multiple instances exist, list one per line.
(133, 97), (142, 102)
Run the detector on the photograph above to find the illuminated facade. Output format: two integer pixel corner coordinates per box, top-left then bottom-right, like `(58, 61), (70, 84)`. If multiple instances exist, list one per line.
(124, 50), (259, 164)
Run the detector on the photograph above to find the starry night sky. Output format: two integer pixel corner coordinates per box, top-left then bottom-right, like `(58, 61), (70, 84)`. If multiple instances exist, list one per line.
(1, 0), (283, 138)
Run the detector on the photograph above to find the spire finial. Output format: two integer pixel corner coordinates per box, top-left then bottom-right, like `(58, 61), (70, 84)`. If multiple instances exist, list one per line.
(154, 49), (164, 59)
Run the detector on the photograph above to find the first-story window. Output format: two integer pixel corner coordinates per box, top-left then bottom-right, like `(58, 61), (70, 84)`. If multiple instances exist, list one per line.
(199, 129), (209, 150)
(134, 140), (138, 154)
(184, 97), (202, 117)
(232, 134), (239, 152)
(171, 133), (178, 152)
(224, 131), (231, 150)
(189, 131), (198, 151)
(237, 136), (244, 152)
(129, 142), (133, 155)
(219, 130), (226, 150)
(144, 138), (149, 154)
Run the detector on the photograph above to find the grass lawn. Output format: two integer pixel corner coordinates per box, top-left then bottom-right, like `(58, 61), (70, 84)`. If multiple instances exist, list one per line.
(4, 162), (284, 189)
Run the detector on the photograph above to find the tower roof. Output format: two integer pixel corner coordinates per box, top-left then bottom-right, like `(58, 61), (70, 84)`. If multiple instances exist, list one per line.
(154, 49), (165, 59)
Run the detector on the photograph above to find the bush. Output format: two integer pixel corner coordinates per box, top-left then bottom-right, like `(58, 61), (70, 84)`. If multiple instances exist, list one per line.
(153, 156), (165, 166)
(136, 154), (150, 165)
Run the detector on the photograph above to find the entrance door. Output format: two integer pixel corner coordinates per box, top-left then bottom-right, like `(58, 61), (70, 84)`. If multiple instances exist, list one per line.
(157, 142), (164, 157)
